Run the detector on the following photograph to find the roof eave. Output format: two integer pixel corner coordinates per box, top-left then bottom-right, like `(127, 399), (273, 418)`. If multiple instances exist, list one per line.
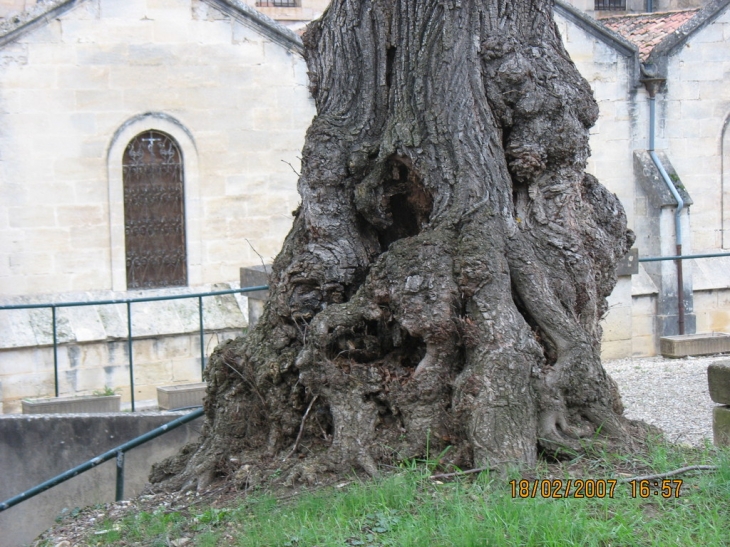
(202, 0), (304, 55)
(645, 0), (730, 74)
(0, 0), (82, 48)
(554, 0), (641, 87)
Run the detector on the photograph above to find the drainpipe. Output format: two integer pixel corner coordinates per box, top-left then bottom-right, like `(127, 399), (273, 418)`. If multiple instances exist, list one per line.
(646, 0), (653, 13)
(643, 71), (685, 334)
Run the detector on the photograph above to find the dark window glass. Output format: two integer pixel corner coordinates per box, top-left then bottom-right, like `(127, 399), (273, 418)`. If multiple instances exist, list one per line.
(256, 1), (299, 7)
(595, 0), (626, 9)
(122, 131), (187, 289)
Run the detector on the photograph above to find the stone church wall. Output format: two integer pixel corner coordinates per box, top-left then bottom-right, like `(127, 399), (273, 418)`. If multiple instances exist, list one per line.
(557, 3), (730, 357)
(556, 10), (645, 359)
(0, 0), (314, 297)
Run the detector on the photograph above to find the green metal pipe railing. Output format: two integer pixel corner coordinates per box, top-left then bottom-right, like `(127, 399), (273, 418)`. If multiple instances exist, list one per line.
(0, 286), (268, 411)
(638, 252), (730, 262)
(0, 407), (205, 512)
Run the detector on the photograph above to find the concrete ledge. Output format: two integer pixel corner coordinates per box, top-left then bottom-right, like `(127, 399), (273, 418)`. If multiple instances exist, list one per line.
(157, 383), (206, 410)
(660, 333), (730, 358)
(713, 405), (730, 447)
(708, 361), (730, 405)
(0, 412), (203, 547)
(22, 394), (121, 414)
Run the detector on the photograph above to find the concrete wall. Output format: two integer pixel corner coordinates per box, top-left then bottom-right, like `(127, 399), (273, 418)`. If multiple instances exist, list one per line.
(0, 0), (314, 297)
(0, 412), (204, 547)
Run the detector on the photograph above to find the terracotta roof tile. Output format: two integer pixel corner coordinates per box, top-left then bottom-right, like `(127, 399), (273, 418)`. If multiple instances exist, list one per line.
(600, 9), (700, 61)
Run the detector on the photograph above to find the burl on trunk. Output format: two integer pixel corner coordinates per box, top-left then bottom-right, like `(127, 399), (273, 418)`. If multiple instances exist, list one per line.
(154, 0), (637, 490)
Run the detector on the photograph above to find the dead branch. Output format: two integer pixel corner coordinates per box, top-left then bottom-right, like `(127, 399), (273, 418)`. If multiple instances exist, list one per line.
(283, 394), (319, 461)
(429, 466), (491, 480)
(619, 465), (718, 483)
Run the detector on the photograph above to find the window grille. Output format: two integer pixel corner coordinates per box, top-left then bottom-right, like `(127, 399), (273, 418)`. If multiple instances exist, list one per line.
(123, 131), (187, 289)
(256, 0), (299, 7)
(595, 0), (626, 9)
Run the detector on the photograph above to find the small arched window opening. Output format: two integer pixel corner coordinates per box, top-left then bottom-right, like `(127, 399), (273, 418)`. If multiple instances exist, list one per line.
(122, 130), (187, 289)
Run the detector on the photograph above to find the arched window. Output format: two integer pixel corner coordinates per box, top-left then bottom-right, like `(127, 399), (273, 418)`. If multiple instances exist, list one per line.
(122, 130), (187, 289)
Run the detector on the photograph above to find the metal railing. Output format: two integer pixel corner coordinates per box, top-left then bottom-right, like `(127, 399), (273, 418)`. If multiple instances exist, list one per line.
(0, 286), (268, 411)
(0, 407), (205, 512)
(638, 252), (730, 263)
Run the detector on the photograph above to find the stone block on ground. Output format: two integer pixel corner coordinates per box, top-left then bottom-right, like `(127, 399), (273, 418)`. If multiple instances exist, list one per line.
(157, 382), (206, 410)
(660, 333), (730, 358)
(708, 361), (730, 405)
(21, 394), (121, 414)
(713, 405), (730, 447)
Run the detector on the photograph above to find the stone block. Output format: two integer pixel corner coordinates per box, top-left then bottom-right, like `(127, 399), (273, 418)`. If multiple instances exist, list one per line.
(8, 205), (57, 228)
(123, 87), (185, 110)
(152, 335), (192, 360)
(633, 150), (693, 209)
(75, 89), (124, 110)
(190, 18), (232, 45)
(678, 61), (724, 82)
(707, 361), (730, 405)
(660, 332), (730, 358)
(240, 265), (270, 299)
(600, 338), (632, 361)
(135, 359), (173, 386)
(170, 355), (201, 383)
(713, 405), (730, 447)
(602, 307), (632, 342)
(631, 335), (657, 357)
(22, 395), (121, 414)
(152, 19), (196, 43)
(55, 204), (105, 227)
(75, 43), (129, 66)
(157, 382), (206, 410)
(9, 252), (53, 275)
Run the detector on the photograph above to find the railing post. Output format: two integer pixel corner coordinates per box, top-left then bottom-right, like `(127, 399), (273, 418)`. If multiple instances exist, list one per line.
(198, 295), (205, 374)
(51, 306), (59, 397)
(115, 450), (125, 501)
(126, 301), (135, 412)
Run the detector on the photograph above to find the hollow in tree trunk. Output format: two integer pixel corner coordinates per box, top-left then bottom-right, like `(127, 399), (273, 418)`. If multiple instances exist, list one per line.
(153, 0), (639, 490)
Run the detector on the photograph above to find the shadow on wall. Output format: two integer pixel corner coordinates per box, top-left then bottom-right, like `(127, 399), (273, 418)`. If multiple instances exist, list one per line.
(0, 412), (203, 547)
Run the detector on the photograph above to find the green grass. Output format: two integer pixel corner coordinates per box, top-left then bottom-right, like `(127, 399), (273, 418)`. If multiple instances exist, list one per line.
(85, 441), (730, 547)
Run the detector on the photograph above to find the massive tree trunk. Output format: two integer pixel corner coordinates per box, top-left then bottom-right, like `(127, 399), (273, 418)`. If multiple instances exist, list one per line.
(154, 0), (637, 490)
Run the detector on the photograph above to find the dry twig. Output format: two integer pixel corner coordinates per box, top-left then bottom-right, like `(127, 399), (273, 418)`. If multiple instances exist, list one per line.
(284, 394), (320, 461)
(429, 466), (491, 481)
(619, 465), (718, 483)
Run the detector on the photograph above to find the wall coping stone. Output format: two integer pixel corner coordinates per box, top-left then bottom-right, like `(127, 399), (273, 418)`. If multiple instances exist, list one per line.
(555, 0), (641, 85)
(0, 281), (249, 350)
(633, 150), (694, 209)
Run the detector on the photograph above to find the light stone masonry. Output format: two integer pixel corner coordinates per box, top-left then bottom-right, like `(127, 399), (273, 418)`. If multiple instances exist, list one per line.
(0, 0), (314, 297)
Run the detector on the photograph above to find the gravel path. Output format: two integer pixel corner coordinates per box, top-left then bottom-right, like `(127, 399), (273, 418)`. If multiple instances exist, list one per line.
(603, 354), (723, 447)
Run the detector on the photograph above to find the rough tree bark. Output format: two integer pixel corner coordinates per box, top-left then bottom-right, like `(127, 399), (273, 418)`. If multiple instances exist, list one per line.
(153, 0), (638, 490)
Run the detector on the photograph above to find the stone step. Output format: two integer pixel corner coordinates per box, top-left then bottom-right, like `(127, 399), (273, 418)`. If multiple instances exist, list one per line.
(660, 332), (730, 358)
(707, 361), (730, 405)
(713, 405), (730, 447)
